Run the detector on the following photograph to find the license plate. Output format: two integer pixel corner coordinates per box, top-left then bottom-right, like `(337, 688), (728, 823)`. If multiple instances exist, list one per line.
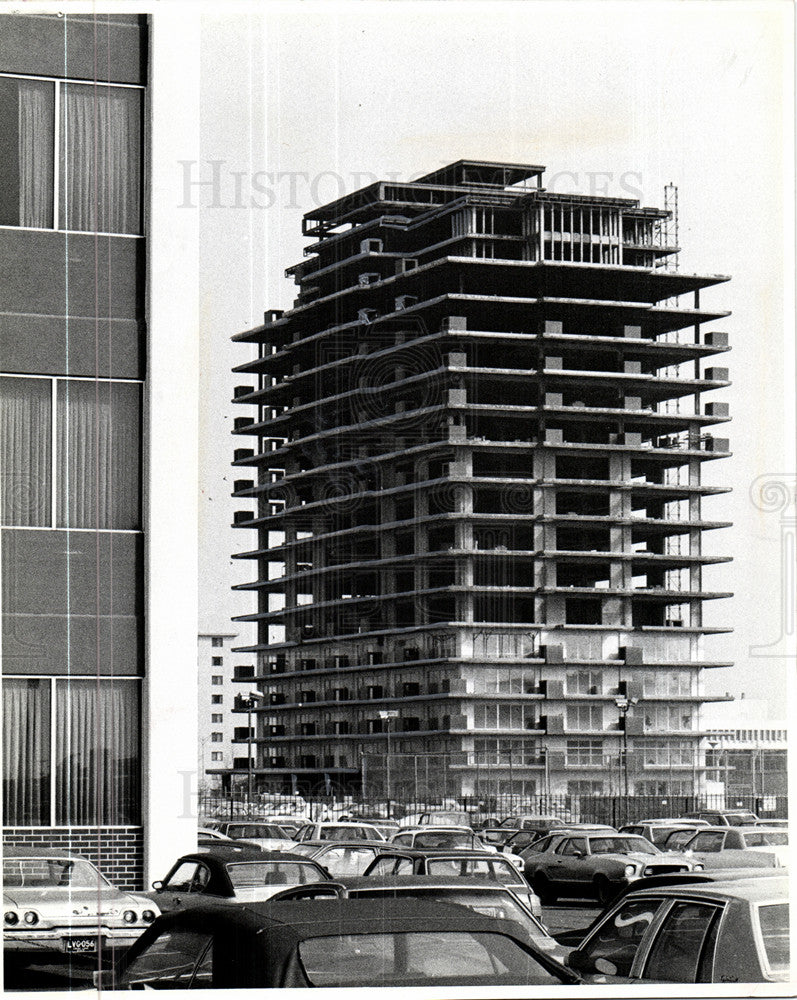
(62, 936), (98, 954)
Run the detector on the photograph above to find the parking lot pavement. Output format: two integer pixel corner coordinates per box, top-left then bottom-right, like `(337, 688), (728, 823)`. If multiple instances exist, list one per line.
(4, 959), (94, 992)
(542, 900), (600, 937)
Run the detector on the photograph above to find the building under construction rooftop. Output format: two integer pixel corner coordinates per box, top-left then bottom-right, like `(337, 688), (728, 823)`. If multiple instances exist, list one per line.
(229, 159), (732, 800)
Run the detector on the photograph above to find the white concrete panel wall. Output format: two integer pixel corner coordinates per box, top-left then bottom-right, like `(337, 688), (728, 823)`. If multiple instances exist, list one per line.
(143, 9), (201, 885)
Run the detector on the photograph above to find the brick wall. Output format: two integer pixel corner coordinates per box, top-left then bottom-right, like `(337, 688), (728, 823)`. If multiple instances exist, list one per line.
(3, 827), (144, 890)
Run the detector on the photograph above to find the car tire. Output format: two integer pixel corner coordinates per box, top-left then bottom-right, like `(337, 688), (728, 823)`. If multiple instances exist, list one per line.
(532, 873), (557, 905)
(593, 874), (615, 906)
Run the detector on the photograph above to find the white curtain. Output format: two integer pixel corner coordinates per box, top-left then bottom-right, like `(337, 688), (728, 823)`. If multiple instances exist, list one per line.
(56, 681), (140, 826)
(18, 79), (54, 228)
(0, 377), (51, 526)
(56, 379), (140, 529)
(60, 84), (141, 234)
(2, 679), (51, 825)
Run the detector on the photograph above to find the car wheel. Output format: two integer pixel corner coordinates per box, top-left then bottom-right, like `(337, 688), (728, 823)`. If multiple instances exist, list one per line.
(593, 874), (615, 906)
(532, 873), (557, 905)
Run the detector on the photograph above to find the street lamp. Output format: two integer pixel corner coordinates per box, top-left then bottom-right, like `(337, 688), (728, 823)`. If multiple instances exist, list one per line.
(379, 710), (399, 807)
(614, 695), (639, 801)
(245, 690), (264, 808)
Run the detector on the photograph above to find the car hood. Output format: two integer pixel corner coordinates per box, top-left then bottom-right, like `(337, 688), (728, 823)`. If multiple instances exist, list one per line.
(3, 887), (148, 912)
(593, 852), (686, 866)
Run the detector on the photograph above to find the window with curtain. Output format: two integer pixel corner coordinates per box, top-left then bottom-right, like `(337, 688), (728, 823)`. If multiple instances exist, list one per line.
(0, 76), (55, 228)
(2, 679), (51, 825)
(59, 82), (142, 235)
(56, 379), (140, 529)
(0, 377), (52, 526)
(55, 680), (140, 825)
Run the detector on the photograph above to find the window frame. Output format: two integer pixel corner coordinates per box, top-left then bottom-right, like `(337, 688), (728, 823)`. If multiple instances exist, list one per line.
(2, 674), (141, 829)
(0, 72), (145, 239)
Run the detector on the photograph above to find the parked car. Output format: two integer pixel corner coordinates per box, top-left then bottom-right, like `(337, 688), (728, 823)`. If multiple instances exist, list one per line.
(680, 808), (759, 827)
(3, 848), (158, 965)
(146, 847), (330, 911)
(110, 898), (582, 988)
(293, 821), (386, 842)
(755, 818), (789, 829)
(362, 848), (540, 916)
(269, 876), (562, 959)
(389, 826), (495, 851)
(664, 826), (788, 868)
(287, 839), (386, 875)
(522, 832), (701, 904)
(481, 815), (567, 845)
(619, 821), (708, 847)
(337, 817), (400, 839)
(565, 875), (789, 983)
(202, 820), (296, 851)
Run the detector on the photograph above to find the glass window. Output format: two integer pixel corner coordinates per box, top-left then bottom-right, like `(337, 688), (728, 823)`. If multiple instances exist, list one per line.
(757, 903), (790, 975)
(579, 898), (664, 977)
(566, 704), (603, 730)
(0, 377), (52, 527)
(2, 678), (51, 825)
(298, 930), (556, 986)
(119, 929), (213, 989)
(690, 832), (725, 852)
(59, 83), (142, 235)
(0, 77), (54, 228)
(212, 657), (223, 666)
(2, 856), (110, 889)
(211, 637), (224, 648)
(226, 861), (323, 889)
(56, 379), (140, 529)
(210, 752), (222, 762)
(559, 838), (587, 856)
(164, 862), (200, 892)
(643, 902), (722, 982)
(211, 733), (222, 743)
(211, 695), (223, 704)
(316, 847), (377, 876)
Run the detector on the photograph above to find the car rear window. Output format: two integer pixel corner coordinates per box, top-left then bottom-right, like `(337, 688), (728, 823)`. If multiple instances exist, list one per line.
(353, 887), (531, 926)
(2, 858), (110, 889)
(757, 903), (790, 973)
(226, 862), (321, 888)
(425, 858), (520, 884)
(297, 930), (557, 985)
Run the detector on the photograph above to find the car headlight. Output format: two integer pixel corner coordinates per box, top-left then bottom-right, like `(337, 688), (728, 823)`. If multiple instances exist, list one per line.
(23, 911), (39, 926)
(693, 863), (704, 871)
(142, 910), (156, 923)
(4, 911), (19, 926)
(624, 864), (636, 877)
(122, 910), (137, 924)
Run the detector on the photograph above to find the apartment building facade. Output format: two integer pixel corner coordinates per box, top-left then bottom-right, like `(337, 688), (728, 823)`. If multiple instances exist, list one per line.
(0, 12), (199, 887)
(230, 159), (732, 800)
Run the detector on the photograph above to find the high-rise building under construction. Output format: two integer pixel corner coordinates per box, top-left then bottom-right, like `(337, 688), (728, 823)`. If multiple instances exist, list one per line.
(229, 159), (732, 801)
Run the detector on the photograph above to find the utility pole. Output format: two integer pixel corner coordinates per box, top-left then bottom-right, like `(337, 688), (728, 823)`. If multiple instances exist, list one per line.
(379, 710), (399, 810)
(246, 690), (264, 810)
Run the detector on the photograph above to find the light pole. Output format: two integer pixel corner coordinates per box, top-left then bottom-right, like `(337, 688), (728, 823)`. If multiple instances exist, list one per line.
(614, 695), (639, 802)
(245, 690), (264, 810)
(379, 710), (399, 809)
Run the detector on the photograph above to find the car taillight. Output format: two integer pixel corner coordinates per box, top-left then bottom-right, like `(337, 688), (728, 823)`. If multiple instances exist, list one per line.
(23, 911), (39, 925)
(4, 911), (19, 925)
(142, 910), (156, 923)
(122, 910), (137, 924)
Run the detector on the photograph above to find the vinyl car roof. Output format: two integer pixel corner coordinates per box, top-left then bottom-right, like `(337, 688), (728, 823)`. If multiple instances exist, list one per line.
(179, 848), (316, 864)
(625, 874), (788, 903)
(324, 875), (519, 891)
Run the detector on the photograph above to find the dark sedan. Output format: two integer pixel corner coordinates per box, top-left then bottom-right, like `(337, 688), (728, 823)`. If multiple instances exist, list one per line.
(110, 898), (582, 988)
(146, 848), (330, 910)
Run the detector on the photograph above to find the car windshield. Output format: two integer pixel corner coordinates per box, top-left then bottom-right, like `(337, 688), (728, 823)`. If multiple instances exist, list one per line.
(426, 858), (520, 884)
(2, 857), (111, 889)
(589, 837), (658, 855)
(413, 832), (473, 849)
(743, 832), (789, 847)
(226, 861), (321, 889)
(298, 930), (560, 986)
(228, 824), (286, 839)
(757, 903), (790, 973)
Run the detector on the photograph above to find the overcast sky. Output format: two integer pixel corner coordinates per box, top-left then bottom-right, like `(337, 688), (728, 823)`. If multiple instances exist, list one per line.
(193, 0), (794, 716)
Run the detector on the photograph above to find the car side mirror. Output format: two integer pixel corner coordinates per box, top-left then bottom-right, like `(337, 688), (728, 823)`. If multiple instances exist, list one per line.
(152, 880), (163, 891)
(572, 850), (585, 858)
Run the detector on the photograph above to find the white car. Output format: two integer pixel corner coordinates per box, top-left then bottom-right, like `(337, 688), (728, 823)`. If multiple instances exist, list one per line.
(390, 826), (499, 853)
(3, 848), (158, 962)
(293, 821), (386, 843)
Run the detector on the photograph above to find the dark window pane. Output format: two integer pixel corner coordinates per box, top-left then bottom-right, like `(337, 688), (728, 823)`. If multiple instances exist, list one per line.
(0, 77), (54, 228)
(0, 377), (52, 526)
(643, 901), (721, 982)
(59, 83), (141, 234)
(580, 898), (663, 977)
(758, 903), (790, 975)
(56, 379), (140, 529)
(55, 680), (140, 824)
(120, 929), (213, 989)
(2, 678), (51, 824)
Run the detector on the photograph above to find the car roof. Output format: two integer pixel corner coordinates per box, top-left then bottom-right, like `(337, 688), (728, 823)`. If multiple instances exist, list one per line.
(395, 826), (474, 834)
(628, 874), (789, 903)
(2, 847), (95, 862)
(332, 875), (515, 889)
(181, 848), (317, 863)
(293, 839), (384, 850)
